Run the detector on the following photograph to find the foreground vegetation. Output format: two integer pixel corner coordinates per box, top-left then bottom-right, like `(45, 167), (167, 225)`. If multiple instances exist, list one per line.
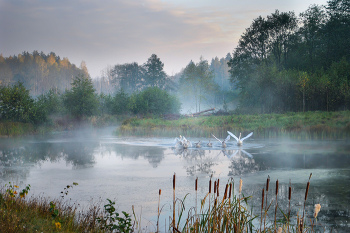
(118, 111), (350, 139)
(0, 173), (327, 232)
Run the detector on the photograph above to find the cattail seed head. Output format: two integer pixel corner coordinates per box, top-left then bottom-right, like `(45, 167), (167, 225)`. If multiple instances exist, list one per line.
(159, 189), (161, 195)
(214, 181), (217, 194)
(217, 179), (220, 196)
(266, 175), (270, 191)
(173, 173), (176, 190)
(224, 184), (228, 199)
(276, 180), (279, 196)
(209, 180), (212, 193)
(305, 182), (310, 201)
(261, 188), (265, 209)
(314, 204), (321, 218)
(239, 178), (243, 194)
(229, 183), (232, 199)
(289, 186), (291, 200)
(195, 177), (198, 191)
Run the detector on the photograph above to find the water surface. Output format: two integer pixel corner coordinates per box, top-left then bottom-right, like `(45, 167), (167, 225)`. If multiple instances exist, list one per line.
(0, 127), (349, 232)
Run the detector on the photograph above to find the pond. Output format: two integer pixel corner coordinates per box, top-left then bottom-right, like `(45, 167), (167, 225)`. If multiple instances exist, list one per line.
(0, 126), (349, 232)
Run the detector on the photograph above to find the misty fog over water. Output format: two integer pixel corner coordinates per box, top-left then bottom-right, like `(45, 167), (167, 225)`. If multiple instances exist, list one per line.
(0, 127), (349, 232)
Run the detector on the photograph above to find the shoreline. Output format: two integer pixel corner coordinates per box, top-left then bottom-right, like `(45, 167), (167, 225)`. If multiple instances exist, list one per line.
(117, 111), (350, 139)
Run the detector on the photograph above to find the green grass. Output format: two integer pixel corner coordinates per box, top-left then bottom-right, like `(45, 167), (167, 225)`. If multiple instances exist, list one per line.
(117, 111), (350, 139)
(0, 122), (36, 137)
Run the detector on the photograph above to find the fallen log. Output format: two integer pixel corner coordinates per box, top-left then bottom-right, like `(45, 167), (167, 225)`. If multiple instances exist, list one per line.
(192, 108), (215, 116)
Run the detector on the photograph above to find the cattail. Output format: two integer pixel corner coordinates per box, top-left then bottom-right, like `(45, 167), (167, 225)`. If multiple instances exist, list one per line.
(217, 179), (220, 196)
(173, 173), (176, 233)
(266, 175), (270, 191)
(195, 177), (198, 223)
(288, 180), (292, 233)
(260, 188), (264, 233)
(239, 178), (243, 194)
(274, 180), (279, 233)
(209, 179), (212, 193)
(228, 183), (232, 199)
(224, 184), (228, 199)
(214, 181), (217, 194)
(305, 182), (310, 201)
(173, 173), (176, 190)
(288, 186), (291, 200)
(261, 188), (265, 209)
(302, 180), (310, 232)
(157, 189), (161, 233)
(314, 204), (321, 218)
(264, 175), (270, 231)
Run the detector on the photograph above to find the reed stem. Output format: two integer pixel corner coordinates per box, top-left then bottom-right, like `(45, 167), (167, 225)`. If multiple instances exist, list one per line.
(173, 173), (176, 233)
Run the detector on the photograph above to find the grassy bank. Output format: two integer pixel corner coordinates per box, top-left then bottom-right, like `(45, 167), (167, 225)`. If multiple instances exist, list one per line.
(0, 122), (36, 137)
(0, 183), (104, 233)
(0, 114), (122, 137)
(117, 111), (350, 139)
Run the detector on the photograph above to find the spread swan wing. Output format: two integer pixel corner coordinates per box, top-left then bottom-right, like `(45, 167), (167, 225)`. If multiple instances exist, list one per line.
(211, 134), (222, 143)
(227, 131), (239, 142)
(223, 135), (231, 143)
(241, 132), (253, 142)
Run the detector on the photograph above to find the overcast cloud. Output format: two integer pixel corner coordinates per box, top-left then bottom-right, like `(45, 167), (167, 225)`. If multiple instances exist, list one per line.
(0, 0), (328, 77)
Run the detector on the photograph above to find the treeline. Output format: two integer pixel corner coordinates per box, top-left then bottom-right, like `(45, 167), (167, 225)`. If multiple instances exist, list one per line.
(94, 54), (234, 113)
(228, 0), (350, 113)
(0, 76), (181, 126)
(0, 51), (88, 96)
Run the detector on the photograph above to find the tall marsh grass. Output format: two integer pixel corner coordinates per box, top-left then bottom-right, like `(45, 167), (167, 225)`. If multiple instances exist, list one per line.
(165, 173), (325, 233)
(0, 122), (35, 137)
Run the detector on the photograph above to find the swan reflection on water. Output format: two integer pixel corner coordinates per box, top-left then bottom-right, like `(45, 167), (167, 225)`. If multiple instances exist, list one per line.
(223, 149), (259, 176)
(221, 148), (253, 159)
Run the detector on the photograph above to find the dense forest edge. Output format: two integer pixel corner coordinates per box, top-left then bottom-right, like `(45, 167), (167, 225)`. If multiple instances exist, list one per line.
(0, 0), (349, 138)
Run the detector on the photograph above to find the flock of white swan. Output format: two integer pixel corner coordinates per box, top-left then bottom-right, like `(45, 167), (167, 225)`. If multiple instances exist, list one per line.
(174, 131), (253, 149)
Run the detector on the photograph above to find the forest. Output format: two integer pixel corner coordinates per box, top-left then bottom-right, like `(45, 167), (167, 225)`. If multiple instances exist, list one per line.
(0, 0), (349, 126)
(228, 1), (350, 113)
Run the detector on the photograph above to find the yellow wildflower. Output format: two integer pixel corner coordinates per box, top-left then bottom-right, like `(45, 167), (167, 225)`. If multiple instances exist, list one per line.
(14, 191), (18, 194)
(55, 222), (61, 230)
(14, 185), (19, 188)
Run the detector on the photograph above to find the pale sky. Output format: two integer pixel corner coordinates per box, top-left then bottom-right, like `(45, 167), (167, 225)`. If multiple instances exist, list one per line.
(0, 0), (329, 78)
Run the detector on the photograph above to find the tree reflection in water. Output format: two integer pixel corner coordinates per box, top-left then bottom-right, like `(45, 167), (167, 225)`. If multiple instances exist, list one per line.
(173, 148), (218, 176)
(107, 144), (165, 168)
(0, 141), (98, 179)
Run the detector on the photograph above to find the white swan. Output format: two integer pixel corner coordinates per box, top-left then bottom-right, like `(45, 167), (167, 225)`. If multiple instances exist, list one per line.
(211, 134), (230, 148)
(175, 135), (192, 149)
(174, 135), (183, 147)
(207, 139), (212, 147)
(194, 141), (201, 148)
(227, 131), (253, 146)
